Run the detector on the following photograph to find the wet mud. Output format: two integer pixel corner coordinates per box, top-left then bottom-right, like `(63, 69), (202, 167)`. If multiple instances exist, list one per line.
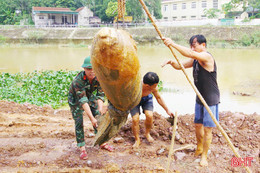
(0, 100), (259, 172)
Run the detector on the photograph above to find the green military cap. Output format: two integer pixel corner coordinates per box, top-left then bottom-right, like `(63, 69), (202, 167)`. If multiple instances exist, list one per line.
(82, 56), (92, 68)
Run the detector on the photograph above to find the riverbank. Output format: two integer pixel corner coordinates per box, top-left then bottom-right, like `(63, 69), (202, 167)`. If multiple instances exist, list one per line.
(0, 26), (259, 48)
(0, 100), (259, 173)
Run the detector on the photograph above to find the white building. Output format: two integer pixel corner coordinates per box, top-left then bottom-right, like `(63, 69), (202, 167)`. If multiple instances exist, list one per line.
(161, 0), (230, 21)
(76, 7), (101, 26)
(32, 6), (101, 27)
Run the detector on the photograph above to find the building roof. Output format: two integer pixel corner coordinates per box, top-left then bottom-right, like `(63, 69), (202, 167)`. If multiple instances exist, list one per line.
(33, 7), (72, 12)
(76, 7), (84, 12)
(32, 7), (78, 14)
(161, 0), (174, 2)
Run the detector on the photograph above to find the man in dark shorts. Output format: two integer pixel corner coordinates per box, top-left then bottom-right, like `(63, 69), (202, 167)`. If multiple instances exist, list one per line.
(130, 72), (174, 148)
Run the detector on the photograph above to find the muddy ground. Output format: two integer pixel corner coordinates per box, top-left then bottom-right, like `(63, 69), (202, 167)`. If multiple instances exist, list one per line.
(0, 100), (259, 173)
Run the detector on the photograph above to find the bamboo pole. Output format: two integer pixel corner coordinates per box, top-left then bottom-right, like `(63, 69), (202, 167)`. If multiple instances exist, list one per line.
(166, 112), (178, 173)
(138, 0), (252, 172)
(172, 144), (195, 153)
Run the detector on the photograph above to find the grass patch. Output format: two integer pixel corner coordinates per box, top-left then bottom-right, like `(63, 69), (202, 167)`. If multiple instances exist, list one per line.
(238, 31), (260, 47)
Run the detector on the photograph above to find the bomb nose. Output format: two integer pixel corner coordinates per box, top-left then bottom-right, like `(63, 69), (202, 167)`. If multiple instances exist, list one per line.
(98, 27), (118, 46)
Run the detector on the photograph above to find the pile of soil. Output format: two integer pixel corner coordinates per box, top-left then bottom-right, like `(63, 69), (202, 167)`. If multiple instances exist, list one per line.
(0, 100), (259, 172)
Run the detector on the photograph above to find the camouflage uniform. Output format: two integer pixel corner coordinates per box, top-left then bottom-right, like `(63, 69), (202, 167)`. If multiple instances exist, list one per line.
(68, 71), (105, 147)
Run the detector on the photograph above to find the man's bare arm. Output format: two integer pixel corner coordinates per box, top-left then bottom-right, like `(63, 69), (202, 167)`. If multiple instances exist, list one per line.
(162, 37), (212, 64)
(153, 89), (174, 117)
(162, 58), (193, 70)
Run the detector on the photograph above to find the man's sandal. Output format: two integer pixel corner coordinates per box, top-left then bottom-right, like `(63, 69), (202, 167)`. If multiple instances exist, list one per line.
(100, 143), (115, 152)
(80, 150), (88, 160)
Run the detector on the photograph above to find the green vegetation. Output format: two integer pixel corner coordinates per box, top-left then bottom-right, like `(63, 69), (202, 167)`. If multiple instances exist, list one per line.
(0, 70), (79, 109)
(0, 35), (6, 44)
(25, 30), (46, 43)
(0, 70), (172, 109)
(204, 8), (221, 19)
(157, 80), (178, 93)
(222, 0), (260, 19)
(238, 31), (260, 47)
(105, 1), (120, 18)
(0, 0), (162, 25)
(157, 80), (163, 92)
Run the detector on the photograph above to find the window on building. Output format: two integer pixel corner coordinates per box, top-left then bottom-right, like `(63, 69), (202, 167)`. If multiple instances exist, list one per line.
(182, 3), (186, 9)
(191, 16), (196, 19)
(181, 16), (186, 19)
(201, 15), (206, 18)
(48, 15), (55, 20)
(39, 16), (44, 19)
(164, 5), (168, 11)
(191, 2), (196, 8)
(164, 17), (168, 20)
(173, 4), (177, 10)
(172, 17), (177, 20)
(62, 16), (68, 24)
(202, 1), (207, 8)
(213, 0), (218, 9)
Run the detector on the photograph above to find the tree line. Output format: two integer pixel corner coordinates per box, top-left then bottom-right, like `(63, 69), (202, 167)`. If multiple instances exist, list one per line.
(0, 0), (259, 25)
(0, 0), (162, 25)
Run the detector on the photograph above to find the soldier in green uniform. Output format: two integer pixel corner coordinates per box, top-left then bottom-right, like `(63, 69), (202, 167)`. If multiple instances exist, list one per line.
(68, 56), (114, 160)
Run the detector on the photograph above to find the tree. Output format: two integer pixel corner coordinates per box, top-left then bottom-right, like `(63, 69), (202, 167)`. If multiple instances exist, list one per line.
(204, 8), (221, 19)
(248, 0), (260, 18)
(125, 0), (144, 22)
(222, 0), (248, 18)
(0, 0), (163, 24)
(145, 0), (162, 19)
(105, 1), (118, 18)
(88, 0), (116, 22)
(55, 0), (76, 9)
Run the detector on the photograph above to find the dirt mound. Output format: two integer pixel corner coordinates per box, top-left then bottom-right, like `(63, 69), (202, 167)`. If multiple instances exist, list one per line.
(0, 100), (259, 172)
(0, 100), (71, 117)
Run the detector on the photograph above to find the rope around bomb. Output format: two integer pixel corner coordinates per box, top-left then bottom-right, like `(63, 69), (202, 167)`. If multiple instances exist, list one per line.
(117, 0), (125, 19)
(116, 0), (126, 27)
(137, 0), (252, 172)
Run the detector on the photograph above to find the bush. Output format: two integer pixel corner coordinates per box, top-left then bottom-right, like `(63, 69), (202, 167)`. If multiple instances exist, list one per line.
(26, 30), (46, 43)
(239, 31), (260, 47)
(0, 70), (79, 108)
(0, 35), (6, 44)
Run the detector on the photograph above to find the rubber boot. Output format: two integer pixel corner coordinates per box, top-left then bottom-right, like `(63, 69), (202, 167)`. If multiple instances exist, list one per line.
(200, 127), (212, 167)
(195, 123), (204, 156)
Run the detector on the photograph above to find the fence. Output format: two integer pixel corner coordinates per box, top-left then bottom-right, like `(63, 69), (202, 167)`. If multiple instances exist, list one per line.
(0, 19), (259, 29)
(156, 18), (260, 27)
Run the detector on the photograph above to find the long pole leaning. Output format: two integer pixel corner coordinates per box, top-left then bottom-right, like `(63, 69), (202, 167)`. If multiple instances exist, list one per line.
(166, 112), (178, 173)
(138, 0), (252, 172)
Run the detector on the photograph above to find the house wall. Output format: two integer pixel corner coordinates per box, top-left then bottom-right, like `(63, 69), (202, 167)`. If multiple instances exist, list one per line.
(34, 13), (49, 26)
(46, 14), (74, 24)
(78, 7), (94, 26)
(161, 0), (230, 21)
(89, 17), (101, 24)
(33, 13), (75, 26)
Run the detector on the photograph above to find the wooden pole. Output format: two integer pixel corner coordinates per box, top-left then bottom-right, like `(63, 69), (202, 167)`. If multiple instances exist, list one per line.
(166, 112), (178, 173)
(138, 0), (252, 172)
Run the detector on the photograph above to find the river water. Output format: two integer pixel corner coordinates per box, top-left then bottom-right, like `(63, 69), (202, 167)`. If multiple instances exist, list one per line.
(0, 46), (260, 115)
